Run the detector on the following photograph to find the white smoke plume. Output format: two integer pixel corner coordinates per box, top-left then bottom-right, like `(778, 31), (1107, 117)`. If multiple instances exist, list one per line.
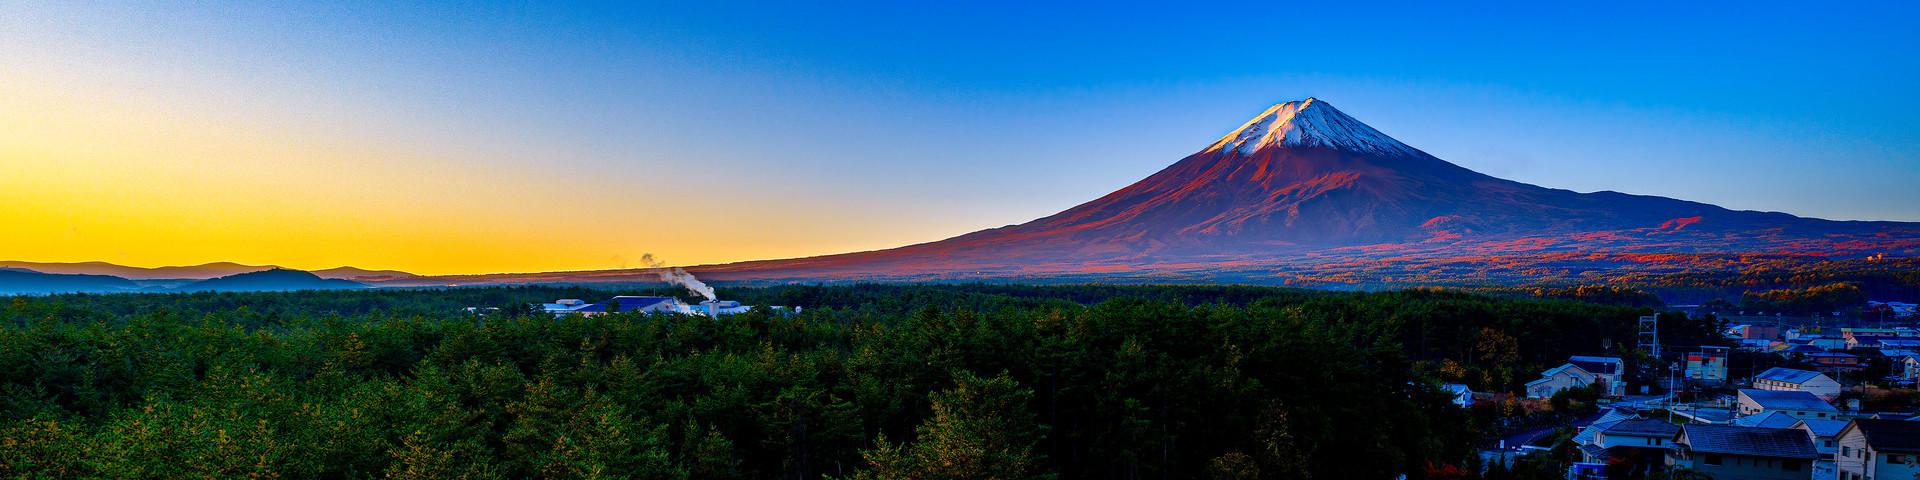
(641, 254), (716, 301)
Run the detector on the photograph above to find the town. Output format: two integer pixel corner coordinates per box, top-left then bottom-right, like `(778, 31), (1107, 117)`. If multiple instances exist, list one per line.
(1482, 302), (1920, 479)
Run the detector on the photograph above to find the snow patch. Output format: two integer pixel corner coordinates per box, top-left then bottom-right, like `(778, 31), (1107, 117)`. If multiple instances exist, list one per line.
(1203, 98), (1425, 158)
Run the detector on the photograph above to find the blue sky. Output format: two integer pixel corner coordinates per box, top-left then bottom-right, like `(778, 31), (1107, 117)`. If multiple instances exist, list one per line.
(3, 1), (1917, 272)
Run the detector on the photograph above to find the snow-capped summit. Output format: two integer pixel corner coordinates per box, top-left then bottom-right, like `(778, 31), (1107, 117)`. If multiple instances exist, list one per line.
(1203, 98), (1425, 158)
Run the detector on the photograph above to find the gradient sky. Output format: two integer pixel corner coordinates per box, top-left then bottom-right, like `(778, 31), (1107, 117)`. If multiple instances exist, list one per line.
(3, 1), (1917, 275)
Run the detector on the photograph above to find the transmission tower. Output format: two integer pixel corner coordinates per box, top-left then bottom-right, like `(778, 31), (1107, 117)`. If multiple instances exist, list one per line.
(1637, 315), (1660, 357)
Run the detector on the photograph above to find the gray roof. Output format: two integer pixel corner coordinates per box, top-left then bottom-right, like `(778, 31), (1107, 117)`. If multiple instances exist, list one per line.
(1569, 356), (1622, 376)
(1604, 418), (1680, 438)
(1575, 408), (1641, 445)
(1754, 367), (1826, 384)
(1797, 419), (1848, 438)
(1680, 425), (1819, 459)
(1733, 411), (1803, 429)
(1740, 389), (1839, 412)
(1849, 419), (1920, 452)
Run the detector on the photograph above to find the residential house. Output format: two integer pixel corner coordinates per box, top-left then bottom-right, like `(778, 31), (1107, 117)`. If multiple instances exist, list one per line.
(1811, 352), (1865, 374)
(1578, 418), (1679, 478)
(1797, 335), (1851, 351)
(1527, 356), (1626, 399)
(1666, 424), (1818, 480)
(1573, 407), (1643, 447)
(1835, 419), (1920, 480)
(1796, 418), (1848, 480)
(1883, 349), (1920, 383)
(1753, 367), (1842, 402)
(1737, 389), (1840, 420)
(1526, 364), (1597, 398)
(1732, 324), (1782, 341)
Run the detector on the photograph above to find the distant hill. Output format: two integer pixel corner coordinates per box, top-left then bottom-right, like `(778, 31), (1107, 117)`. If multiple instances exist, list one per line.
(0, 268), (140, 294)
(0, 261), (424, 283)
(178, 269), (368, 292)
(0, 261), (273, 280)
(311, 266), (425, 284)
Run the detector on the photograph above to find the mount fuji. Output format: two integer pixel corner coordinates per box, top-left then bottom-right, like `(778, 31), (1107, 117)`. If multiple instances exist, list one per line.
(676, 98), (1919, 286)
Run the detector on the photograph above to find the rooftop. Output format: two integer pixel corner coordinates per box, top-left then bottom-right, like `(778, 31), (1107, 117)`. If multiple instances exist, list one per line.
(1603, 418), (1680, 438)
(1739, 389), (1838, 412)
(1754, 367), (1826, 384)
(1568, 356), (1622, 375)
(1848, 419), (1920, 452)
(1680, 424), (1818, 459)
(1733, 411), (1803, 429)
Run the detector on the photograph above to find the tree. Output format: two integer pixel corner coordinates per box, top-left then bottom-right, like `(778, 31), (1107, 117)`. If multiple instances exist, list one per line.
(848, 370), (1051, 480)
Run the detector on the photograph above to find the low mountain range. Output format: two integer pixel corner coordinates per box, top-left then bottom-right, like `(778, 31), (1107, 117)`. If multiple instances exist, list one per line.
(0, 267), (366, 295)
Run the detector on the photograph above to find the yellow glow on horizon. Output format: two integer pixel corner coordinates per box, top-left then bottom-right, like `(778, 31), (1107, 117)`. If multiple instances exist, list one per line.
(0, 74), (947, 276)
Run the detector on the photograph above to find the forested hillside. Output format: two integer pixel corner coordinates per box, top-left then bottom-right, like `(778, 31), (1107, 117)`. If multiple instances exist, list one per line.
(1, 285), (1656, 479)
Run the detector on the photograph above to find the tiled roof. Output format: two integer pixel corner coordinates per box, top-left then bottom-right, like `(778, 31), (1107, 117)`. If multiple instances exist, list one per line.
(1755, 367), (1825, 384)
(1604, 418), (1680, 438)
(1850, 419), (1920, 452)
(1733, 411), (1802, 429)
(1569, 356), (1622, 376)
(1681, 425), (1818, 459)
(1575, 408), (1640, 445)
(1739, 389), (1838, 412)
(1796, 419), (1848, 438)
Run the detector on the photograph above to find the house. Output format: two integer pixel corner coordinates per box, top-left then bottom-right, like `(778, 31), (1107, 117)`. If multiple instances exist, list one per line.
(1666, 424), (1817, 480)
(1835, 419), (1920, 480)
(1578, 418), (1679, 477)
(1527, 356), (1627, 398)
(1881, 339), (1920, 350)
(1525, 363), (1596, 398)
(1883, 349), (1920, 382)
(1731, 324), (1782, 341)
(1779, 344), (1828, 359)
(1737, 389), (1839, 420)
(1753, 367), (1842, 402)
(1811, 352), (1864, 373)
(1796, 418), (1849, 480)
(1568, 356), (1626, 396)
(1573, 407), (1643, 447)
(1797, 335), (1850, 351)
(1440, 383), (1473, 408)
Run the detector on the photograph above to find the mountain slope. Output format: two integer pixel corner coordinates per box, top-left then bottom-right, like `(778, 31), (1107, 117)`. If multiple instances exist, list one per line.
(0, 268), (140, 294)
(179, 269), (368, 292)
(688, 98), (1918, 283)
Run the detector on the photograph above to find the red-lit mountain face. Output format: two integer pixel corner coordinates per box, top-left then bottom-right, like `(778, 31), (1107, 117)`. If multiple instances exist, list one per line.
(690, 99), (1920, 285)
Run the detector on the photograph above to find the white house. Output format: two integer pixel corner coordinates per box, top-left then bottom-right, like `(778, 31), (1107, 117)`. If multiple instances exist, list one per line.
(1525, 356), (1624, 398)
(1835, 419), (1920, 480)
(1752, 367), (1842, 402)
(1795, 418), (1848, 480)
(1525, 363), (1597, 398)
(1737, 389), (1839, 420)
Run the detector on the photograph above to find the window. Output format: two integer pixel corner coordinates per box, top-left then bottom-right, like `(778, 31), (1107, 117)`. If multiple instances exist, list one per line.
(1784, 460), (1800, 471)
(1844, 446), (1852, 457)
(1704, 454), (1722, 466)
(1889, 454), (1906, 464)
